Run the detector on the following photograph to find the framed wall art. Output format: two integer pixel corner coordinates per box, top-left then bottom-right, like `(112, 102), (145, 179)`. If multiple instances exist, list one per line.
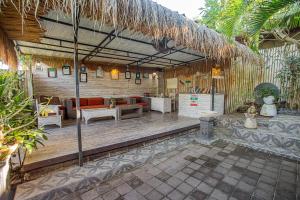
(125, 70), (131, 79)
(96, 66), (104, 78)
(80, 72), (88, 82)
(47, 68), (57, 78)
(62, 64), (71, 75)
(135, 79), (141, 85)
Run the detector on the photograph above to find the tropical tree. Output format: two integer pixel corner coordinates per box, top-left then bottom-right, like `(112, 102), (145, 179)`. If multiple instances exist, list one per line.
(197, 0), (300, 51)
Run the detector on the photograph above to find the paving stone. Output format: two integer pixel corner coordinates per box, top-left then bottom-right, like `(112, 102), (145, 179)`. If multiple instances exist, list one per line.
(185, 155), (198, 162)
(231, 188), (251, 200)
(194, 159), (206, 165)
(147, 177), (163, 188)
(156, 171), (172, 182)
(102, 190), (120, 200)
(175, 171), (189, 181)
(189, 163), (201, 170)
(210, 172), (224, 180)
(250, 162), (265, 169)
(167, 189), (185, 200)
(109, 179), (125, 188)
(223, 176), (238, 186)
(136, 183), (153, 195)
(210, 189), (228, 200)
(214, 166), (228, 175)
(204, 177), (218, 187)
(126, 176), (144, 189)
(177, 182), (194, 194)
(197, 182), (213, 194)
(259, 175), (276, 186)
(81, 188), (100, 200)
(217, 152), (229, 157)
(116, 183), (132, 195)
(253, 189), (274, 200)
(257, 182), (274, 193)
(182, 167), (195, 175)
(96, 184), (113, 195)
(239, 158), (250, 164)
(235, 162), (248, 168)
(167, 176), (182, 188)
(191, 172), (205, 181)
(124, 190), (146, 200)
(199, 155), (210, 161)
(228, 170), (242, 179)
(220, 162), (232, 169)
(156, 183), (173, 195)
(248, 166), (263, 174)
(189, 189), (207, 200)
(241, 176), (257, 186)
(216, 181), (234, 194)
(198, 167), (211, 174)
(185, 176), (201, 187)
(145, 189), (164, 200)
(147, 167), (162, 176)
(237, 181), (255, 193)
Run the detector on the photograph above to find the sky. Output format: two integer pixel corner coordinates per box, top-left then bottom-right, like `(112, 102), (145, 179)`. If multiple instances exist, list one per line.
(153, 0), (205, 19)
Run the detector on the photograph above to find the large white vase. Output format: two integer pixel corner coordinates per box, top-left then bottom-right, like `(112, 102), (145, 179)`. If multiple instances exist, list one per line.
(260, 96), (277, 117)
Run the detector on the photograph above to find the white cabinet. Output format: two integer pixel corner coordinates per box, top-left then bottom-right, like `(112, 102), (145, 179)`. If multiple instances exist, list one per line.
(150, 97), (172, 113)
(178, 94), (224, 118)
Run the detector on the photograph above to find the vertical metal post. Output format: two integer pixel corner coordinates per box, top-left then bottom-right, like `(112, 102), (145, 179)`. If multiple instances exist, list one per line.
(211, 78), (215, 111)
(72, 0), (83, 166)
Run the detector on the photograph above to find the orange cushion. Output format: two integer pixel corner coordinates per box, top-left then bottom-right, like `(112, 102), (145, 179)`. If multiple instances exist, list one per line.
(88, 98), (104, 106)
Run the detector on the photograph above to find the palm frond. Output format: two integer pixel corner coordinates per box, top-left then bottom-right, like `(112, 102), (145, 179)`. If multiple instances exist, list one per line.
(247, 0), (299, 36)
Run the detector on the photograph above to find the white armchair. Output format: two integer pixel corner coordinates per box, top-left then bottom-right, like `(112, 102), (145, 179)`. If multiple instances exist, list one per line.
(36, 100), (62, 128)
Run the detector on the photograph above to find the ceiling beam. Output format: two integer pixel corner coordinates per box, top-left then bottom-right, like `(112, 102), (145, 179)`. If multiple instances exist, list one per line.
(21, 41), (172, 66)
(17, 44), (171, 67)
(82, 29), (124, 62)
(40, 17), (205, 59)
(42, 36), (184, 65)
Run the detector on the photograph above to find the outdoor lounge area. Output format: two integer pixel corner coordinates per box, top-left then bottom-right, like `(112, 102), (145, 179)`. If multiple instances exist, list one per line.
(0, 0), (300, 200)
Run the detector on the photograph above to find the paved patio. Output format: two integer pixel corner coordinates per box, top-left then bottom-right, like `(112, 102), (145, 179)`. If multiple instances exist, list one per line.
(59, 141), (299, 200)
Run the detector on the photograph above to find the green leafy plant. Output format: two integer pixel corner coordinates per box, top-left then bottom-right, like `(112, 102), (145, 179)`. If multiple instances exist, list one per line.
(255, 87), (279, 99)
(0, 70), (47, 162)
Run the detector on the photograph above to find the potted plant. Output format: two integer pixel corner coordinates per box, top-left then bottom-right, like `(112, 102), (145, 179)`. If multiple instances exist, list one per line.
(254, 83), (279, 117)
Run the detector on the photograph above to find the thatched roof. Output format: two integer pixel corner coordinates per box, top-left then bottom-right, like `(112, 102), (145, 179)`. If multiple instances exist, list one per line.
(0, 0), (260, 65)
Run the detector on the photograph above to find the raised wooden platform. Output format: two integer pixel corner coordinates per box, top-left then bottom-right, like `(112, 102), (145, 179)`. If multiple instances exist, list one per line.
(18, 112), (199, 173)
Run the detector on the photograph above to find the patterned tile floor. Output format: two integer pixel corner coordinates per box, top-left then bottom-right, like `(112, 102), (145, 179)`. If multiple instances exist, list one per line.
(63, 141), (299, 200)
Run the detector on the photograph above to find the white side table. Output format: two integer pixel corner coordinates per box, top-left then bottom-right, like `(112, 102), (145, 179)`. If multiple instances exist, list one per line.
(150, 97), (172, 113)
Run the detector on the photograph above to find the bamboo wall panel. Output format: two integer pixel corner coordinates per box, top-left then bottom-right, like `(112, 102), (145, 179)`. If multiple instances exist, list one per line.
(0, 26), (17, 69)
(32, 56), (159, 99)
(165, 45), (299, 113)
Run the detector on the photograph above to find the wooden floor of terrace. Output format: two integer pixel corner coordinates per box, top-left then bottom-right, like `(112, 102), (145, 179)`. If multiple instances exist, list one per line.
(21, 112), (199, 172)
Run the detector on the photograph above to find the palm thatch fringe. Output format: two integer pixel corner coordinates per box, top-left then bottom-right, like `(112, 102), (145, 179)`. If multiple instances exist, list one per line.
(0, 0), (260, 64)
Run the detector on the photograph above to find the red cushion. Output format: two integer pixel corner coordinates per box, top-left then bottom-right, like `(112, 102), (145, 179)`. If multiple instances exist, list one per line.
(88, 98), (104, 106)
(71, 98), (88, 107)
(137, 102), (148, 107)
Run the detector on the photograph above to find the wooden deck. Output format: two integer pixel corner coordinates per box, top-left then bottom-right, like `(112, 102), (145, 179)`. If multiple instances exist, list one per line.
(22, 112), (199, 172)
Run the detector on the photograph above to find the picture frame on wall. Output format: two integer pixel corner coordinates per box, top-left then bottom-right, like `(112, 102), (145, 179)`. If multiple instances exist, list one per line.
(143, 73), (149, 79)
(135, 78), (141, 85)
(96, 66), (104, 78)
(125, 70), (131, 79)
(47, 68), (57, 78)
(62, 64), (71, 75)
(80, 72), (88, 82)
(136, 72), (141, 79)
(80, 65), (87, 73)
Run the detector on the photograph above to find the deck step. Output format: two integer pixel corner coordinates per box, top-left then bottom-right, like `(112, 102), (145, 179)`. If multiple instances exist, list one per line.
(14, 128), (206, 200)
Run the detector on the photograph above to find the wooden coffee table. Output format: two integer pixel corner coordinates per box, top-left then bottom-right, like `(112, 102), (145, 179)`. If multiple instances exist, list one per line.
(117, 104), (143, 120)
(81, 108), (117, 124)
